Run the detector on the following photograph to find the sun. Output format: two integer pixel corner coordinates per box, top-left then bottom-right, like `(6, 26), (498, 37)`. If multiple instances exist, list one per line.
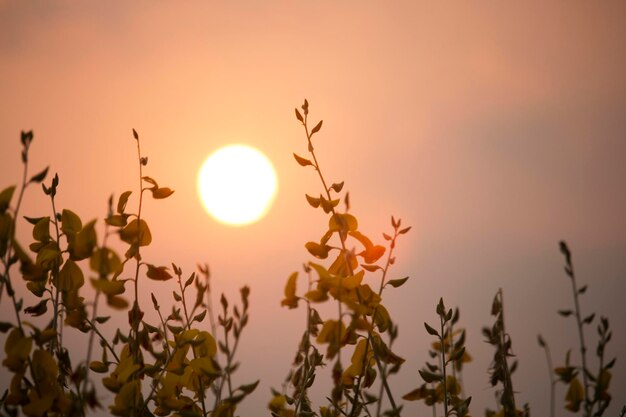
(197, 144), (278, 226)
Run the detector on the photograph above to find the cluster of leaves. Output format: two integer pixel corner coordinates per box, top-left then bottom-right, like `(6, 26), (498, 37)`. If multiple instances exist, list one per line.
(538, 242), (615, 417)
(403, 299), (472, 417)
(0, 130), (256, 417)
(271, 100), (410, 417)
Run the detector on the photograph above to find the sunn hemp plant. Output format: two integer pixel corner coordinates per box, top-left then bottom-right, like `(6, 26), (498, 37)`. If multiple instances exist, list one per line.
(0, 102), (622, 417)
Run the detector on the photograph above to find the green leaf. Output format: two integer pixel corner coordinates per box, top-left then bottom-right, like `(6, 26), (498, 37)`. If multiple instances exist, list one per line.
(387, 277), (409, 288)
(69, 220), (97, 260)
(305, 241), (330, 259)
(61, 209), (82, 235)
(0, 186), (16, 214)
(57, 259), (84, 291)
(32, 217), (51, 242)
(89, 360), (109, 373)
(117, 191), (132, 214)
(424, 322), (439, 337)
(119, 219), (152, 246)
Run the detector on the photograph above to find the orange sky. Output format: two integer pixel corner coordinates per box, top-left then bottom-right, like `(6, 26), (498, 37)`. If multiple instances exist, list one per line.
(1, 2), (626, 416)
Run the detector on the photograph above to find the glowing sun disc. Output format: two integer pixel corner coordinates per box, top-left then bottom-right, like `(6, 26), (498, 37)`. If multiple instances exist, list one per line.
(197, 144), (278, 226)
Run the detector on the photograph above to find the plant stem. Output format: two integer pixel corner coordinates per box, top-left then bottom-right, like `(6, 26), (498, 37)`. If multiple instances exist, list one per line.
(440, 312), (449, 417)
(567, 261), (591, 416)
(540, 339), (555, 417)
(49, 192), (63, 354)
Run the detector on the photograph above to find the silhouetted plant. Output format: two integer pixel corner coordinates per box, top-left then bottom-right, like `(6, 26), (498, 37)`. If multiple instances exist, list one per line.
(483, 289), (528, 417)
(0, 130), (257, 417)
(552, 241), (615, 416)
(272, 100), (410, 417)
(0, 107), (623, 417)
(403, 299), (472, 417)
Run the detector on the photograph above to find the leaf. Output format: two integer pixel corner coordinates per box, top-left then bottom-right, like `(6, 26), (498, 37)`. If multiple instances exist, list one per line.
(69, 219), (97, 260)
(419, 369), (442, 383)
(293, 153), (313, 167)
(146, 264), (172, 281)
(295, 108), (304, 123)
(328, 213), (358, 233)
(132, 128), (139, 140)
(142, 176), (158, 187)
(424, 322), (439, 337)
(583, 313), (595, 325)
(106, 214), (129, 227)
(29, 166), (49, 184)
(565, 377), (584, 412)
(558, 310), (573, 317)
(89, 360), (109, 373)
(0, 186), (15, 214)
(361, 264), (382, 272)
(387, 277), (409, 288)
(24, 299), (48, 316)
(311, 120), (323, 134)
(117, 191), (132, 214)
(402, 387), (425, 401)
(151, 187), (174, 199)
(399, 226), (412, 235)
(305, 194), (321, 208)
(32, 217), (50, 242)
(57, 259), (84, 291)
(305, 241), (330, 259)
(119, 219), (152, 246)
(281, 272), (299, 309)
(193, 310), (207, 323)
(330, 182), (344, 193)
(0, 322), (13, 333)
(90, 278), (126, 296)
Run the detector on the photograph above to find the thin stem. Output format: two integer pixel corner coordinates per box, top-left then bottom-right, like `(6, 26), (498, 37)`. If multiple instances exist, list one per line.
(294, 273), (314, 416)
(440, 313), (449, 417)
(49, 193), (62, 354)
(0, 139), (30, 302)
(84, 317), (120, 363)
(540, 340), (555, 417)
(568, 265), (591, 416)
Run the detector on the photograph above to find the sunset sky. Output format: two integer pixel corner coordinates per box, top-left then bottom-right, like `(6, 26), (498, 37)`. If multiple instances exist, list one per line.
(1, 2), (625, 416)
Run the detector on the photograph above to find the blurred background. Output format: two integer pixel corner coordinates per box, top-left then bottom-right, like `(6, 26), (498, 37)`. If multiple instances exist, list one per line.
(1, 2), (625, 416)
